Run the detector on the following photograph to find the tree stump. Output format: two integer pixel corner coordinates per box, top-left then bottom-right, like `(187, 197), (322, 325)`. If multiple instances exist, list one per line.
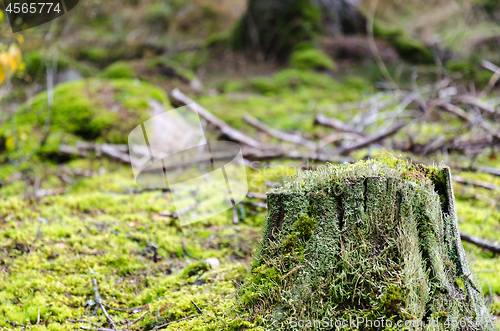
(239, 160), (495, 330)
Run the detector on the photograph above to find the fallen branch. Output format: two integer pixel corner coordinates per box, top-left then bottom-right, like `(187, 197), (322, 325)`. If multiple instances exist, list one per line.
(335, 123), (406, 155)
(436, 102), (500, 140)
(453, 175), (499, 191)
(455, 95), (497, 115)
(60, 143), (130, 164)
(171, 88), (261, 148)
(34, 188), (65, 197)
(315, 132), (361, 151)
(437, 102), (475, 123)
(246, 192), (267, 201)
(243, 113), (316, 149)
(240, 200), (267, 209)
(242, 147), (348, 163)
(314, 114), (366, 137)
(460, 232), (500, 254)
(481, 60), (500, 96)
(128, 309), (150, 328)
(100, 144), (130, 163)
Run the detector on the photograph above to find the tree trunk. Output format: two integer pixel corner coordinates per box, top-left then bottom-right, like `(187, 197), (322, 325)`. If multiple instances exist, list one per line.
(230, 0), (365, 60)
(239, 160), (495, 330)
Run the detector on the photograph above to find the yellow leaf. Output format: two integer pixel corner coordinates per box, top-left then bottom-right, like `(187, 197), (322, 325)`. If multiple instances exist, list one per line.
(16, 34), (24, 45)
(0, 65), (4, 84)
(5, 136), (14, 150)
(0, 51), (9, 69)
(0, 10), (3, 21)
(8, 44), (22, 72)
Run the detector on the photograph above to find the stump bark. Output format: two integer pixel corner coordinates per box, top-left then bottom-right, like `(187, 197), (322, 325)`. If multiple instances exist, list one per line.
(239, 160), (495, 330)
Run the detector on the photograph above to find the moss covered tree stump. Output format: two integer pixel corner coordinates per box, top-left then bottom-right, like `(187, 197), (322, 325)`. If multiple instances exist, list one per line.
(239, 160), (495, 330)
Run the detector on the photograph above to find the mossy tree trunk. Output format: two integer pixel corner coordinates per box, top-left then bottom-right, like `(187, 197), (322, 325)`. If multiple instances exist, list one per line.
(231, 0), (365, 60)
(239, 160), (495, 330)
(231, 0), (323, 59)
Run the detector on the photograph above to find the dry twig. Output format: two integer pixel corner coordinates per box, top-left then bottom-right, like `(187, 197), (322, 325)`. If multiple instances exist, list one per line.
(171, 88), (262, 148)
(460, 232), (500, 254)
(151, 300), (203, 330)
(244, 113), (316, 149)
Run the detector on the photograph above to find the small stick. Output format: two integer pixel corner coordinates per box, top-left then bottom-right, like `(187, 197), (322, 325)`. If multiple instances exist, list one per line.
(92, 278), (118, 330)
(190, 300), (203, 315)
(128, 309), (150, 327)
(68, 319), (104, 328)
(6, 321), (27, 328)
(400, 308), (418, 320)
(243, 113), (316, 149)
(281, 265), (305, 281)
(102, 303), (148, 313)
(79, 326), (114, 331)
(151, 301), (203, 330)
(240, 200), (267, 209)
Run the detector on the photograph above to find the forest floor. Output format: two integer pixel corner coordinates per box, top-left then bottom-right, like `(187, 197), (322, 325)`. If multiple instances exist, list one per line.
(1, 0), (500, 330)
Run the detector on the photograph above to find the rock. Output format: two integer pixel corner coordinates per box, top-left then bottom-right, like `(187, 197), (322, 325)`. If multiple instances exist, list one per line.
(205, 257), (221, 268)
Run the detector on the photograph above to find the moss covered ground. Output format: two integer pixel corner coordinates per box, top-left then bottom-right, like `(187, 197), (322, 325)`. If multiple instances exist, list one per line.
(1, 0), (500, 329)
(1, 65), (500, 329)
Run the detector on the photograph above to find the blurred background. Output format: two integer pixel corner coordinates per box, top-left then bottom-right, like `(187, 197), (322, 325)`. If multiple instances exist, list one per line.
(1, 0), (500, 329)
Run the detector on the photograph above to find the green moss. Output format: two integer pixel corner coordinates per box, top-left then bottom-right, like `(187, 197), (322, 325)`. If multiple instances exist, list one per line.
(101, 61), (136, 79)
(445, 57), (493, 87)
(23, 50), (98, 78)
(146, 57), (196, 82)
(289, 48), (335, 71)
(373, 21), (434, 64)
(294, 213), (316, 241)
(0, 78), (170, 161)
(144, 3), (172, 31)
(0, 165), (265, 330)
(82, 46), (109, 63)
(183, 261), (210, 277)
(381, 285), (407, 316)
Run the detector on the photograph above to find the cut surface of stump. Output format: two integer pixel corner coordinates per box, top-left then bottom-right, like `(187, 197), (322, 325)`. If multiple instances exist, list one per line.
(239, 159), (495, 330)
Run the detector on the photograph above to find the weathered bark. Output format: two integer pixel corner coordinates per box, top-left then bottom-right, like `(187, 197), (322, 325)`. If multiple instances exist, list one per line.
(239, 160), (495, 330)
